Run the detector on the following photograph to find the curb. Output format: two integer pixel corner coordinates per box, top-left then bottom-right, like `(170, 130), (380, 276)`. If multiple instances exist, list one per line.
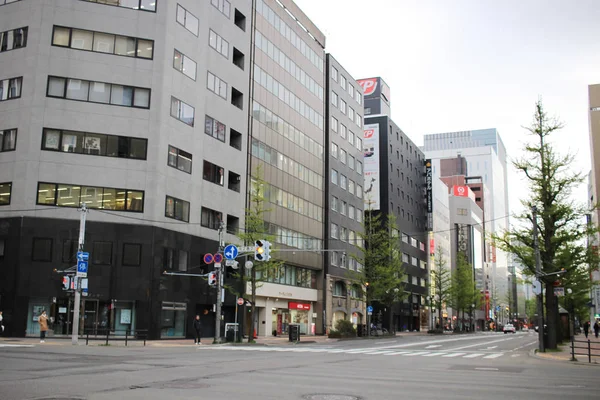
(528, 349), (600, 367)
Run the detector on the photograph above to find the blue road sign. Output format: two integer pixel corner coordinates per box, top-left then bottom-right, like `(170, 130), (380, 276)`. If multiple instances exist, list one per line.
(214, 253), (223, 263)
(495, 305), (501, 312)
(77, 260), (88, 277)
(76, 251), (89, 261)
(224, 244), (239, 260)
(203, 253), (214, 264)
(367, 305), (373, 313)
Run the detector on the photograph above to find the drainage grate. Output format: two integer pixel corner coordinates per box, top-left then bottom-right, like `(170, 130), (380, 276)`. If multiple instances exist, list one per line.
(303, 395), (361, 400)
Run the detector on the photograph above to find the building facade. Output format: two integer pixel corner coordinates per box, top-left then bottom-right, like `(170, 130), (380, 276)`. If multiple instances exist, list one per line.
(323, 54), (365, 333)
(587, 85), (600, 322)
(0, 0), (252, 339)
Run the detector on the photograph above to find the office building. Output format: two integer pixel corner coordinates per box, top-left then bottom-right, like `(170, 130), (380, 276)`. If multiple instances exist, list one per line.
(587, 84), (600, 322)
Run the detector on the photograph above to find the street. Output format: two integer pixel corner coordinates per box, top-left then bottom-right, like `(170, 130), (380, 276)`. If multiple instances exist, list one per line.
(1, 332), (598, 400)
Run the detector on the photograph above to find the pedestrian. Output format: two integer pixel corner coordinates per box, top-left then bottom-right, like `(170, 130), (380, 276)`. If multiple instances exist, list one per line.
(38, 310), (49, 343)
(594, 320), (600, 339)
(193, 315), (202, 345)
(583, 321), (590, 338)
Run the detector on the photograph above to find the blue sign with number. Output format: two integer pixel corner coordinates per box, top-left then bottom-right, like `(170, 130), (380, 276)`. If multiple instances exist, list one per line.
(77, 260), (88, 274)
(76, 251), (89, 261)
(224, 245), (239, 260)
(367, 305), (373, 313)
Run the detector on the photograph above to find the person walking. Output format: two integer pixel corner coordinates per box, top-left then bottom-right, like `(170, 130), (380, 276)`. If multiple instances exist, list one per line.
(583, 321), (590, 338)
(38, 310), (49, 343)
(594, 320), (600, 339)
(193, 315), (202, 345)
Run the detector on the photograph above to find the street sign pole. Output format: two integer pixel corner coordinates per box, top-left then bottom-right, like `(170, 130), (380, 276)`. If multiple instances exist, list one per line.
(214, 222), (225, 344)
(72, 204), (87, 345)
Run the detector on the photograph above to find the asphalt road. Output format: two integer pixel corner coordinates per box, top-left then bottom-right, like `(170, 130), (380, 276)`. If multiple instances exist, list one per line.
(0, 332), (598, 400)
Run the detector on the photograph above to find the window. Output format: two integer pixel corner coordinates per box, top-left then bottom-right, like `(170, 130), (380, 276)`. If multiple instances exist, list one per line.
(331, 223), (338, 239)
(356, 185), (362, 198)
(52, 26), (153, 59)
(340, 124), (347, 139)
(207, 72), (228, 99)
(92, 241), (112, 265)
(167, 145), (192, 174)
(228, 171), (241, 192)
(81, 0), (156, 12)
(0, 77), (22, 101)
(170, 96), (194, 126)
(47, 76), (150, 108)
(333, 281), (346, 296)
(231, 87), (243, 109)
(331, 117), (338, 132)
(356, 91), (362, 105)
(164, 248), (187, 271)
(203, 160), (224, 186)
(340, 149), (347, 164)
(340, 75), (347, 89)
(355, 136), (362, 151)
(348, 205), (355, 220)
(234, 9), (246, 30)
(348, 85), (354, 97)
(356, 113), (362, 128)
(411, 256), (419, 267)
(348, 155), (355, 170)
(402, 253), (409, 263)
(173, 49), (196, 80)
(230, 128), (242, 150)
(211, 0), (231, 18)
(356, 209), (362, 223)
(331, 91), (338, 107)
(165, 195), (190, 222)
(0, 182), (11, 205)
(204, 115), (226, 142)
(340, 99), (346, 114)
(0, 27), (27, 52)
(201, 207), (223, 230)
(331, 196), (338, 212)
(32, 238), (53, 262)
(340, 201), (347, 216)
(233, 47), (245, 70)
(331, 66), (338, 82)
(340, 174), (347, 190)
(122, 243), (141, 266)
(226, 214), (239, 234)
(209, 29), (229, 58)
(349, 107), (355, 122)
(42, 128), (147, 159)
(411, 237), (418, 248)
(348, 131), (354, 146)
(331, 142), (338, 158)
(348, 180), (355, 195)
(176, 4), (199, 35)
(331, 251), (338, 266)
(331, 169), (338, 185)
(0, 129), (17, 152)
(37, 182), (144, 212)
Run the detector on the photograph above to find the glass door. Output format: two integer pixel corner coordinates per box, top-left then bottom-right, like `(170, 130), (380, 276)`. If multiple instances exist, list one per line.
(83, 299), (99, 335)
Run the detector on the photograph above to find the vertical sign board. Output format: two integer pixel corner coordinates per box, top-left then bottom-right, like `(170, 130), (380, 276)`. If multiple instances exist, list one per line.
(425, 160), (433, 231)
(363, 124), (381, 210)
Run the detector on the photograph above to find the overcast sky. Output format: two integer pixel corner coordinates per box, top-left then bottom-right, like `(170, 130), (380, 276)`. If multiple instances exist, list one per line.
(294, 0), (599, 218)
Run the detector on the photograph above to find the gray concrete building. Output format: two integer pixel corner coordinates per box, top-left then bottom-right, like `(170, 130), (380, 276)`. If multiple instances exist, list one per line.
(0, 0), (252, 339)
(323, 54), (365, 334)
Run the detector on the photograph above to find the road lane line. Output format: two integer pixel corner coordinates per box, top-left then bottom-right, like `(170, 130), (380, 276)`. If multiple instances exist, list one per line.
(374, 334), (514, 351)
(475, 367), (499, 371)
(385, 351), (411, 356)
(482, 353), (504, 359)
(425, 345), (442, 349)
(442, 353), (466, 358)
(363, 350), (398, 355)
(403, 351), (431, 356)
(463, 353), (485, 358)
(486, 346), (498, 349)
(447, 337), (514, 351)
(422, 352), (447, 357)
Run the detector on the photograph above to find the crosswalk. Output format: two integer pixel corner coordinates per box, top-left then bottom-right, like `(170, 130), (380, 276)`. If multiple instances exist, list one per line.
(207, 346), (508, 360)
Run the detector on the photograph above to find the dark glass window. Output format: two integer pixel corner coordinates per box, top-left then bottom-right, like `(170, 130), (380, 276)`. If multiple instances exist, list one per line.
(92, 241), (112, 265)
(201, 207), (222, 230)
(32, 238), (53, 262)
(203, 161), (224, 186)
(165, 196), (190, 222)
(167, 145), (192, 174)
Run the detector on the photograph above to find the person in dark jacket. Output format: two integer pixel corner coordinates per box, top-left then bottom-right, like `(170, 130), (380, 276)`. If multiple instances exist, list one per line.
(193, 315), (202, 345)
(594, 321), (600, 339)
(583, 321), (590, 338)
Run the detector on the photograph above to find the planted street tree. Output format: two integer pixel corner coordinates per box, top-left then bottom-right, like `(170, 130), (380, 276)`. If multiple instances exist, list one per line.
(495, 100), (597, 349)
(448, 251), (478, 331)
(431, 247), (452, 331)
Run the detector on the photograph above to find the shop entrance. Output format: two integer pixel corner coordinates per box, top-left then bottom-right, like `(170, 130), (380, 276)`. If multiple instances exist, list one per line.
(83, 299), (99, 335)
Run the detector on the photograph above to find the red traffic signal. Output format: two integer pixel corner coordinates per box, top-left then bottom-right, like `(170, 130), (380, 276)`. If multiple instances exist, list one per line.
(208, 272), (217, 286)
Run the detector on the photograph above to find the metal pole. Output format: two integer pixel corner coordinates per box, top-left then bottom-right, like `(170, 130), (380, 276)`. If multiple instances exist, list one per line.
(72, 204), (87, 345)
(234, 302), (238, 342)
(533, 205), (545, 352)
(214, 221), (225, 343)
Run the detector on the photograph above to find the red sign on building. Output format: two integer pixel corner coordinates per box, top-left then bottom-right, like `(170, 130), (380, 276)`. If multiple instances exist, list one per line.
(288, 302), (311, 310)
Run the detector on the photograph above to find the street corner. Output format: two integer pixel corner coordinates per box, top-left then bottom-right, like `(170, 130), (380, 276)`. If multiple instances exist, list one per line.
(529, 348), (600, 367)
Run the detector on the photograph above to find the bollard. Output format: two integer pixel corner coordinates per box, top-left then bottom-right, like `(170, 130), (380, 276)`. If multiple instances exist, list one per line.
(588, 340), (591, 363)
(571, 336), (575, 361)
(125, 330), (128, 347)
(86, 331), (89, 346)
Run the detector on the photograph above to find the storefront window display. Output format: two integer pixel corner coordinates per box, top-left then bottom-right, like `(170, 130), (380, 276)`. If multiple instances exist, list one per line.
(289, 302), (310, 334)
(160, 301), (186, 338)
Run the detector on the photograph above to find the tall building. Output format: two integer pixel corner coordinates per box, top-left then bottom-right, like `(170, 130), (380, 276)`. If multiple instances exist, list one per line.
(423, 128), (510, 307)
(248, 0), (326, 336)
(587, 85), (600, 322)
(323, 54), (365, 333)
(360, 78), (428, 332)
(0, 0), (253, 339)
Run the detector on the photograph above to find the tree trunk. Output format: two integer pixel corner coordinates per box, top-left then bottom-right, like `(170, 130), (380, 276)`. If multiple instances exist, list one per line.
(438, 302), (443, 330)
(545, 283), (558, 349)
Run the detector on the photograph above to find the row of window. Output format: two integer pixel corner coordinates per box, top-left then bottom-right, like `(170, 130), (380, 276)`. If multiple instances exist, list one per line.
(267, 222), (322, 252)
(400, 252), (427, 269)
(331, 169), (362, 199)
(331, 91), (362, 128)
(0, 77), (22, 101)
(52, 26), (154, 59)
(0, 27), (27, 52)
(256, 0), (323, 71)
(401, 233), (426, 252)
(0, 183), (11, 205)
(330, 223), (362, 247)
(331, 196), (363, 223)
(47, 76), (151, 109)
(0, 129), (17, 152)
(82, 0), (156, 12)
(250, 138), (323, 191)
(255, 264), (316, 289)
(330, 116), (362, 152)
(42, 128), (147, 159)
(37, 182), (144, 212)
(260, 181), (323, 223)
(255, 30), (323, 100)
(252, 101), (323, 159)
(202, 160), (241, 192)
(330, 142), (363, 175)
(331, 67), (362, 105)
(27, 237), (142, 267)
(253, 65), (323, 130)
(330, 252), (363, 272)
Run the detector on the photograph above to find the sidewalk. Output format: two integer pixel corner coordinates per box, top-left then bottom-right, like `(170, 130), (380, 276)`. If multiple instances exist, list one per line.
(531, 334), (600, 366)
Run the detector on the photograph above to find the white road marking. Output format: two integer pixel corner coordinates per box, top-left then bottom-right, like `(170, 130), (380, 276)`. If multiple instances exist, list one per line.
(0, 344), (34, 348)
(463, 353), (485, 358)
(511, 354), (521, 358)
(447, 337), (514, 351)
(425, 345), (442, 349)
(385, 351), (411, 356)
(345, 349), (377, 354)
(475, 367), (499, 371)
(363, 350), (397, 355)
(486, 346), (498, 350)
(403, 351), (431, 356)
(483, 353), (504, 359)
(442, 353), (467, 358)
(422, 352), (447, 357)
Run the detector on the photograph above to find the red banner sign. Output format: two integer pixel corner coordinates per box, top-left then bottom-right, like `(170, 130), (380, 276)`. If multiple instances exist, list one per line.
(288, 302), (310, 310)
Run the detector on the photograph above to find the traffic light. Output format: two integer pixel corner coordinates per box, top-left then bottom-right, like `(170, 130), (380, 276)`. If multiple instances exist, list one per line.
(208, 271), (217, 286)
(254, 240), (271, 261)
(62, 276), (71, 291)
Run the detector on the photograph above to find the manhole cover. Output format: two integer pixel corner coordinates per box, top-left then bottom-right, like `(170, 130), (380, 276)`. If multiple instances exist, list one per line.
(304, 395), (361, 400)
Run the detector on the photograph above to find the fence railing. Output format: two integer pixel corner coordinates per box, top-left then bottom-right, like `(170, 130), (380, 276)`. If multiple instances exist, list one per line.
(84, 328), (148, 346)
(570, 336), (600, 363)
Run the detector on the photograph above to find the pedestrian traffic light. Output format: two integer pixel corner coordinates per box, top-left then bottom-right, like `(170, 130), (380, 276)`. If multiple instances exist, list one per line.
(208, 271), (217, 286)
(254, 240), (271, 261)
(62, 276), (71, 291)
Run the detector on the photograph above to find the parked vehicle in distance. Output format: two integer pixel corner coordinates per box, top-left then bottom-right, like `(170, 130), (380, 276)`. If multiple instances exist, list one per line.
(503, 324), (516, 334)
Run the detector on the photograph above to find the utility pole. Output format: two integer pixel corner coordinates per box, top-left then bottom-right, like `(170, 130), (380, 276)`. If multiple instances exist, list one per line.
(72, 204), (87, 345)
(214, 221), (225, 344)
(532, 205), (545, 352)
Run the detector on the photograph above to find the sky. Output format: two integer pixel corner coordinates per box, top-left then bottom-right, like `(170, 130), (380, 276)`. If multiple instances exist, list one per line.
(294, 0), (599, 219)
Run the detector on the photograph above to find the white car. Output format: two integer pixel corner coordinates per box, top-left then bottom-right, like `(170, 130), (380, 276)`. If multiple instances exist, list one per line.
(503, 324), (516, 334)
